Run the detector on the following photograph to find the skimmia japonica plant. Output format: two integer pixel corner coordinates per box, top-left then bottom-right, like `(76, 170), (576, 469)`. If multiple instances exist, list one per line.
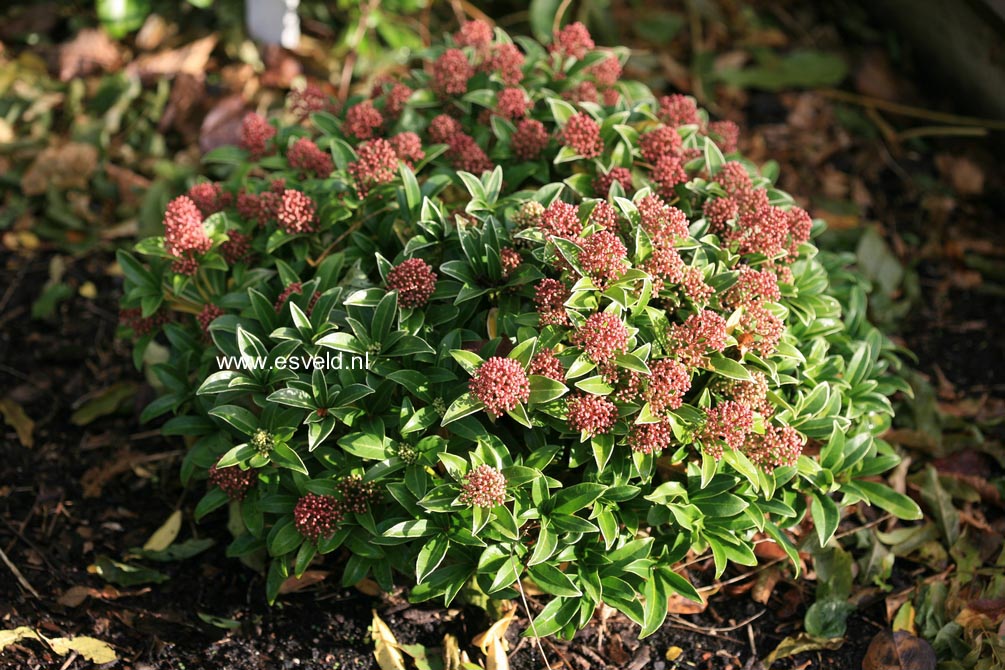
(118, 20), (921, 639)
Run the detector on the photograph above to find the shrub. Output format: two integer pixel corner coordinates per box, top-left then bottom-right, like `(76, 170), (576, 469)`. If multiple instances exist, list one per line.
(118, 20), (920, 639)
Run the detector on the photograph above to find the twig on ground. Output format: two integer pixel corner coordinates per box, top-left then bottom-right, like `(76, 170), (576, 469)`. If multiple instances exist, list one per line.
(0, 545), (41, 598)
(819, 89), (1005, 130)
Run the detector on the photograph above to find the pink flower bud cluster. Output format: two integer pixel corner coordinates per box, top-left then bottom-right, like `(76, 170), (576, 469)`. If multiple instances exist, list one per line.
(644, 359), (691, 412)
(668, 310), (728, 368)
(551, 22), (594, 60)
(708, 120), (740, 153)
(540, 201), (582, 239)
(529, 348), (565, 380)
(566, 392), (617, 437)
(512, 119), (549, 160)
(294, 493), (344, 540)
(657, 94), (700, 127)
(164, 195), (212, 258)
(432, 48), (474, 97)
(588, 201), (620, 231)
(640, 126), (682, 164)
(454, 20), (493, 48)
(277, 189), (317, 234)
(344, 101), (384, 140)
(337, 474), (381, 514)
(638, 194), (689, 246)
(578, 230), (627, 286)
(700, 400), (754, 460)
(722, 372), (773, 417)
(469, 356), (531, 418)
(745, 424), (804, 471)
(572, 312), (629, 364)
(500, 247), (522, 278)
(386, 258), (438, 308)
(389, 132), (425, 168)
(496, 87), (530, 119)
(209, 464), (257, 500)
(119, 307), (170, 337)
(240, 112), (276, 159)
(187, 182), (231, 216)
(349, 138), (399, 197)
(593, 168), (633, 197)
(220, 231), (252, 264)
(197, 304), (224, 333)
(534, 278), (571, 327)
(561, 113), (603, 158)
(287, 137), (333, 178)
(459, 464), (507, 508)
(628, 420), (673, 455)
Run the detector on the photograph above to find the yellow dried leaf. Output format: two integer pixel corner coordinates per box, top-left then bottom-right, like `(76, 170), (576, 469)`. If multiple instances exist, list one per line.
(0, 627), (117, 664)
(371, 610), (406, 670)
(47, 635), (117, 663)
(143, 510), (182, 551)
(892, 601), (915, 635)
(665, 646), (683, 661)
(0, 398), (34, 448)
(443, 634), (462, 670)
(473, 610), (514, 670)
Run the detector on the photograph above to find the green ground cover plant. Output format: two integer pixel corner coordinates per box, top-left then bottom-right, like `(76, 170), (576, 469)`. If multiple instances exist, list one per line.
(118, 18), (921, 639)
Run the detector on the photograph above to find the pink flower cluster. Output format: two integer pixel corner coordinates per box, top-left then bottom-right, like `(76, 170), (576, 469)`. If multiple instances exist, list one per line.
(469, 356), (531, 418)
(551, 22), (594, 59)
(566, 392), (617, 436)
(209, 464), (257, 501)
(496, 87), (529, 119)
(638, 194), (689, 246)
(628, 420), (673, 455)
(119, 307), (170, 337)
(386, 258), (437, 308)
(288, 137), (333, 178)
(389, 132), (425, 168)
(578, 230), (627, 286)
(277, 189), (317, 234)
(644, 359), (691, 412)
(593, 168), (633, 196)
(540, 201), (582, 239)
(197, 304), (224, 333)
(459, 465), (507, 508)
(500, 247), (522, 278)
(426, 114), (493, 174)
(349, 138), (399, 197)
(512, 119), (549, 160)
(455, 20), (493, 48)
(701, 401), (754, 459)
(220, 231), (251, 264)
(432, 48), (474, 97)
(294, 493), (344, 540)
(723, 372), (773, 417)
(345, 101), (384, 140)
(187, 182), (230, 216)
(640, 126), (683, 164)
(657, 94), (700, 127)
(534, 278), (570, 326)
(529, 348), (565, 380)
(589, 201), (619, 231)
(572, 312), (629, 364)
(164, 195), (211, 258)
(561, 113), (602, 158)
(745, 424), (804, 471)
(239, 112), (276, 159)
(668, 310), (728, 367)
(482, 43), (525, 86)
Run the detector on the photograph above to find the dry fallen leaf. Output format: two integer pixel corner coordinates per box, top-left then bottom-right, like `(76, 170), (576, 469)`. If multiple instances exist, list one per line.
(763, 633), (844, 668)
(278, 570), (330, 594)
(473, 609), (515, 670)
(443, 633), (462, 670)
(371, 610), (406, 670)
(144, 510), (182, 551)
(862, 630), (936, 670)
(934, 154), (985, 196)
(668, 592), (706, 614)
(0, 627), (117, 664)
(127, 35), (219, 81)
(58, 27), (122, 81)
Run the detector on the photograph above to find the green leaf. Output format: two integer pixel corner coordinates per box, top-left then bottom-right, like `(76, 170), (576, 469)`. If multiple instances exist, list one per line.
(846, 480), (922, 521)
(208, 405), (258, 436)
(450, 349), (484, 375)
(267, 517), (303, 557)
(90, 555), (167, 587)
(416, 535), (450, 582)
(804, 599), (855, 638)
(707, 355), (752, 381)
(441, 393), (485, 425)
(551, 483), (607, 515)
(525, 596), (579, 638)
(529, 564), (581, 597)
(528, 375), (568, 404)
(384, 519), (436, 539)
(810, 492), (840, 547)
(270, 442), (308, 475)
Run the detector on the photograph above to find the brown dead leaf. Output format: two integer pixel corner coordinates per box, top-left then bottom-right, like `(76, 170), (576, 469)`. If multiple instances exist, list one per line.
(159, 73), (207, 139)
(372, 610), (406, 670)
(135, 14), (176, 51)
(751, 566), (781, 604)
(862, 630), (936, 670)
(473, 609), (515, 670)
(278, 570), (329, 594)
(260, 44), (302, 88)
(354, 578), (383, 596)
(57, 585), (147, 607)
(667, 592), (706, 614)
(22, 143), (98, 196)
(934, 154), (984, 196)
(199, 95), (246, 154)
(59, 28), (122, 81)
(127, 35), (218, 81)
